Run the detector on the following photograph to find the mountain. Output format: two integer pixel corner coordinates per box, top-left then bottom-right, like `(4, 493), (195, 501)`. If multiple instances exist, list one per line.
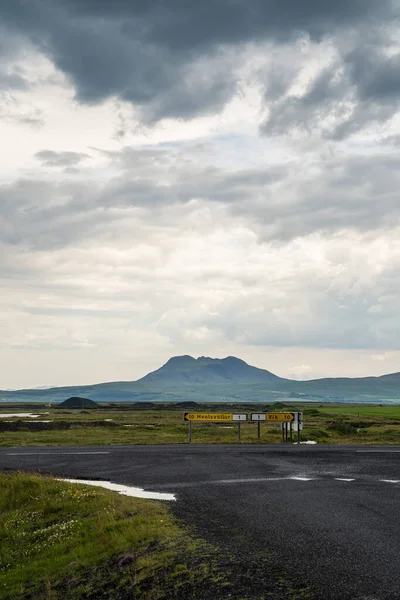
(0, 356), (399, 404)
(138, 355), (282, 385)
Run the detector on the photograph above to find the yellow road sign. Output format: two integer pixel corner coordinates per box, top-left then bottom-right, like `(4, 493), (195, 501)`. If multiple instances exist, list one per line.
(184, 413), (233, 422)
(266, 413), (295, 422)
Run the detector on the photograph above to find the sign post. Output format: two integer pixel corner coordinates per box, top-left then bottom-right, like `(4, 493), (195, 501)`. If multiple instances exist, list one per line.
(251, 412), (303, 444)
(184, 413), (247, 443)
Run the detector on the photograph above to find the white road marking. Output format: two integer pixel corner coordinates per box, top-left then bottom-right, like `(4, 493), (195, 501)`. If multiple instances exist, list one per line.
(6, 451), (110, 456)
(288, 476), (314, 481)
(335, 478), (355, 482)
(356, 450), (400, 453)
(380, 479), (400, 484)
(56, 478), (175, 501)
(218, 477), (287, 484)
(156, 477), (286, 489)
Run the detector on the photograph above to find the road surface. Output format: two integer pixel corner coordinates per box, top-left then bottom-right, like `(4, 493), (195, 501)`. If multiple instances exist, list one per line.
(1, 444), (399, 600)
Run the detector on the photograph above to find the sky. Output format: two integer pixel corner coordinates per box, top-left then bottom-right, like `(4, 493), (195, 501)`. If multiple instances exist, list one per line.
(1, 0), (400, 388)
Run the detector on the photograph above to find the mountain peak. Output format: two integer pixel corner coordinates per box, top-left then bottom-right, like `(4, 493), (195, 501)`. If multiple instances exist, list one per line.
(221, 356), (248, 366)
(138, 354), (281, 385)
(164, 355), (196, 368)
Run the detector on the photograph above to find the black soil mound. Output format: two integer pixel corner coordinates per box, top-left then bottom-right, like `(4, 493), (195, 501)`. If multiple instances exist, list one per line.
(58, 397), (98, 409)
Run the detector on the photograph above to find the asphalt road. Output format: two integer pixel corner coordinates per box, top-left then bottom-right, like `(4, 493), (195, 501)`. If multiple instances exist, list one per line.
(1, 444), (400, 600)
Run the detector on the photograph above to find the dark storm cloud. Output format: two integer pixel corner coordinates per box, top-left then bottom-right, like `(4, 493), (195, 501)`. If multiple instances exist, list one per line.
(347, 44), (400, 103)
(0, 0), (395, 123)
(35, 150), (90, 167)
(262, 29), (400, 139)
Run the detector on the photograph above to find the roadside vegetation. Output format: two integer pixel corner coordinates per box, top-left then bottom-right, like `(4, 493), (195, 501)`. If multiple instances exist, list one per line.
(0, 473), (313, 600)
(0, 403), (399, 446)
(0, 472), (224, 599)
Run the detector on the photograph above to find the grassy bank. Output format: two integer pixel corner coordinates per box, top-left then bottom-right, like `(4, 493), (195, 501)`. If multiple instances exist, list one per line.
(0, 403), (399, 446)
(0, 473), (225, 599)
(0, 473), (313, 600)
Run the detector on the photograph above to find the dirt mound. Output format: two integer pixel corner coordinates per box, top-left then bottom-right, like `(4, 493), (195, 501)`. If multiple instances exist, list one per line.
(58, 397), (98, 409)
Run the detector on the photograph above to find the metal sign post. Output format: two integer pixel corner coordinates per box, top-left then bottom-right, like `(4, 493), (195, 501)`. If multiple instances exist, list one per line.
(184, 413), (247, 443)
(185, 412), (304, 444)
(250, 412), (303, 444)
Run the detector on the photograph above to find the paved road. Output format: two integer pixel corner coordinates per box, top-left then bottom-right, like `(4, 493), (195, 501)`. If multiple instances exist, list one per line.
(1, 444), (400, 600)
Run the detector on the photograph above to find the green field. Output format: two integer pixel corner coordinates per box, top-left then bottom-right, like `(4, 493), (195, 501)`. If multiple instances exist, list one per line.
(0, 402), (399, 446)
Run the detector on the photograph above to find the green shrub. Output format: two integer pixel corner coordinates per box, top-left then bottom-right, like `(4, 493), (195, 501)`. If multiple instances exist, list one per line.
(327, 421), (355, 435)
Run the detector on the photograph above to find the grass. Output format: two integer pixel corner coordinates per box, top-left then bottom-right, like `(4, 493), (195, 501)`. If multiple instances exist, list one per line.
(0, 472), (227, 600)
(0, 403), (399, 446)
(0, 473), (315, 600)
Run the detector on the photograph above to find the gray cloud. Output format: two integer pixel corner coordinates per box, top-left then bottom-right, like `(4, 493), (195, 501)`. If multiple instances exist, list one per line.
(262, 26), (400, 139)
(1, 144), (399, 369)
(1, 141), (399, 252)
(0, 71), (28, 91)
(0, 0), (396, 125)
(0, 27), (31, 91)
(35, 150), (90, 167)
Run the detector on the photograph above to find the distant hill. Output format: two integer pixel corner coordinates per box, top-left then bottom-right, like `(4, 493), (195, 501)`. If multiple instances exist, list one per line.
(58, 397), (98, 409)
(138, 355), (283, 385)
(0, 356), (399, 404)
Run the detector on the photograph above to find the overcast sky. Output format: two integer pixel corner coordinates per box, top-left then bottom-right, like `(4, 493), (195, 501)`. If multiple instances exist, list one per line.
(1, 0), (400, 388)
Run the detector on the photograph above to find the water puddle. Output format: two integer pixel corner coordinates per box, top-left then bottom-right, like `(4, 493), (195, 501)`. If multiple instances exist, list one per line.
(292, 440), (318, 445)
(0, 413), (48, 419)
(57, 478), (176, 501)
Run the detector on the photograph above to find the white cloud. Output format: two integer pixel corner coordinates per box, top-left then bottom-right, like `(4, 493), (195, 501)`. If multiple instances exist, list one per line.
(287, 365), (313, 380)
(0, 5), (399, 388)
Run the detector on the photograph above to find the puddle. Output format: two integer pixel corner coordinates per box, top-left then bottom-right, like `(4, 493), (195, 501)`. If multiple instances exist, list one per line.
(57, 478), (176, 501)
(292, 441), (318, 445)
(0, 413), (48, 419)
(3, 420), (52, 423)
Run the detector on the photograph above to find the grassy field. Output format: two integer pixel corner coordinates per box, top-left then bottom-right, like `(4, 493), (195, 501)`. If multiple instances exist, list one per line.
(0, 472), (226, 600)
(0, 402), (399, 446)
(0, 473), (313, 600)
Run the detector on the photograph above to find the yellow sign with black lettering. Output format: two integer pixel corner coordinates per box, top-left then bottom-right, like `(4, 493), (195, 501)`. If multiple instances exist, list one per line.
(184, 413), (233, 422)
(266, 413), (295, 422)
